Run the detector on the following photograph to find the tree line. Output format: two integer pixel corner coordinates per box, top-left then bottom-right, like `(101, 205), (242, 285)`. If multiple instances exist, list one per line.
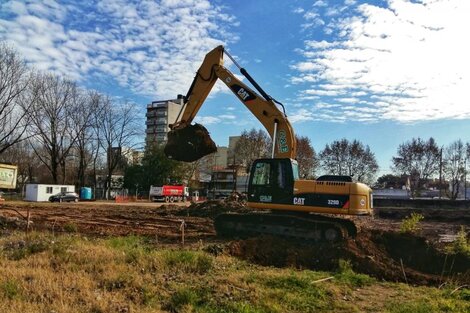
(234, 129), (470, 199)
(0, 43), (140, 198)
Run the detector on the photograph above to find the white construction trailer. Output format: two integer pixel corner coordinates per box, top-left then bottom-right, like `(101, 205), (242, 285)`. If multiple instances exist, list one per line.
(25, 184), (75, 202)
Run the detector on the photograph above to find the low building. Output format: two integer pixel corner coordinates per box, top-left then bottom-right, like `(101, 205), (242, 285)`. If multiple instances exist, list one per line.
(25, 184), (75, 202)
(209, 169), (249, 199)
(372, 188), (410, 199)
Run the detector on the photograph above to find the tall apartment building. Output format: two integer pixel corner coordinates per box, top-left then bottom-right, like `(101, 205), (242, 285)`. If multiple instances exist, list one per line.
(145, 95), (184, 146)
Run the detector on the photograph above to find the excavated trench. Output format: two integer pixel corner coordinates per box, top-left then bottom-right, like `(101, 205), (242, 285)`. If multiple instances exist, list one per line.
(226, 230), (470, 286)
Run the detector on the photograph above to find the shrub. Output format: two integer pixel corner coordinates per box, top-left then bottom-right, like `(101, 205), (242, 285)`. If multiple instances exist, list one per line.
(449, 226), (470, 256)
(400, 213), (424, 234)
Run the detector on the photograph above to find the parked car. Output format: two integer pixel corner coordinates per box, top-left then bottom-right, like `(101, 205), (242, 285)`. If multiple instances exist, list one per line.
(49, 191), (79, 203)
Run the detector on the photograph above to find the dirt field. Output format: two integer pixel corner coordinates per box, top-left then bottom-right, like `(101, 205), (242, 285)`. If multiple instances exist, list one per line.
(1, 200), (469, 285)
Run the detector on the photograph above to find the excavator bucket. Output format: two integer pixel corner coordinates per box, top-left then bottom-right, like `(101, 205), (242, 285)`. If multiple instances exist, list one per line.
(164, 123), (217, 162)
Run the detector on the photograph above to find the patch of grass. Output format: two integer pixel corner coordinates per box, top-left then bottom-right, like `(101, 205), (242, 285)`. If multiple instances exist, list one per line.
(4, 239), (49, 260)
(260, 272), (331, 312)
(167, 287), (201, 311)
(162, 250), (213, 274)
(385, 286), (470, 313)
(63, 222), (78, 233)
(106, 235), (151, 264)
(386, 300), (434, 313)
(203, 301), (264, 313)
(166, 287), (263, 313)
(0, 279), (21, 300)
(335, 259), (375, 287)
(451, 288), (470, 301)
(1, 231), (469, 313)
(400, 212), (424, 234)
(263, 273), (310, 290)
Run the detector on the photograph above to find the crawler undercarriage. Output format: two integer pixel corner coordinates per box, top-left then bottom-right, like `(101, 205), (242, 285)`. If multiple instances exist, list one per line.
(214, 211), (357, 243)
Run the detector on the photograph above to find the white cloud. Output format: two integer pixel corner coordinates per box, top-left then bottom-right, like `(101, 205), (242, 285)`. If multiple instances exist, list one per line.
(219, 114), (236, 120)
(0, 0), (237, 99)
(194, 116), (221, 125)
(288, 108), (315, 123)
(292, 0), (470, 122)
(313, 1), (328, 8)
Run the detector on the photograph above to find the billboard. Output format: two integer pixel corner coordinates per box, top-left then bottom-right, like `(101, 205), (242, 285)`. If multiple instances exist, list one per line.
(0, 164), (18, 189)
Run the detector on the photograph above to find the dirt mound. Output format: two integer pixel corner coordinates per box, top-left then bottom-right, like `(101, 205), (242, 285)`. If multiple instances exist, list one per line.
(176, 200), (251, 218)
(164, 123), (217, 162)
(227, 230), (470, 286)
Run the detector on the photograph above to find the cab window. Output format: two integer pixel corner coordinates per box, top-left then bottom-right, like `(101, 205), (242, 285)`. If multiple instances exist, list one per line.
(252, 162), (270, 185)
(291, 162), (299, 181)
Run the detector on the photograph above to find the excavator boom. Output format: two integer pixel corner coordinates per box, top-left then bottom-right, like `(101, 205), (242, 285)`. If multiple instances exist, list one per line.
(165, 45), (296, 162)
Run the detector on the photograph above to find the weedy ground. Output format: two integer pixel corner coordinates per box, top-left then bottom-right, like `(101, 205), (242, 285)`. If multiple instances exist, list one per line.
(0, 231), (468, 313)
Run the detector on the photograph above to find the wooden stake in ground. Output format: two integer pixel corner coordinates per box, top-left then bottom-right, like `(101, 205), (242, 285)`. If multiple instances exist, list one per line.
(179, 219), (186, 245)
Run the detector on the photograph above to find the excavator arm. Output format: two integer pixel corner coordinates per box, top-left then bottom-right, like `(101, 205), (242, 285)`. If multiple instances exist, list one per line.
(165, 45), (296, 162)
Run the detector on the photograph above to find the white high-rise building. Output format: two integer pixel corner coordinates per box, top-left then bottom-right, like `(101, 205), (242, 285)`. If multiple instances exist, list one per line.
(145, 95), (184, 146)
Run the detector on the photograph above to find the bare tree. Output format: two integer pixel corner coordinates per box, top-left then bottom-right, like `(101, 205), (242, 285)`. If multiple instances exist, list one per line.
(73, 90), (102, 187)
(0, 140), (41, 191)
(319, 138), (378, 184)
(0, 42), (33, 155)
(27, 73), (78, 184)
(392, 137), (440, 196)
(97, 96), (140, 199)
(443, 140), (466, 200)
(296, 135), (318, 179)
(234, 128), (271, 172)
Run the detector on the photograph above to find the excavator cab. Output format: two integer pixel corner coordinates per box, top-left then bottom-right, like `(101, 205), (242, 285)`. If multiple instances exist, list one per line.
(247, 158), (298, 205)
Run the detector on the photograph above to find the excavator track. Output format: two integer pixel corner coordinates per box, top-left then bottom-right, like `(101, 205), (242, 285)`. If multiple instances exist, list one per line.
(214, 212), (357, 243)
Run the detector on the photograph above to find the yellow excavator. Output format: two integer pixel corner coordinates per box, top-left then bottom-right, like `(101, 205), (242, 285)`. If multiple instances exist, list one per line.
(165, 46), (373, 242)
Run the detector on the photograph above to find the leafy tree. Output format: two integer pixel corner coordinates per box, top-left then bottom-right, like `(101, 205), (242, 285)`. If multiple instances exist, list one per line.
(295, 135), (318, 179)
(376, 174), (407, 189)
(392, 137), (440, 196)
(123, 144), (186, 195)
(234, 128), (271, 172)
(319, 138), (378, 184)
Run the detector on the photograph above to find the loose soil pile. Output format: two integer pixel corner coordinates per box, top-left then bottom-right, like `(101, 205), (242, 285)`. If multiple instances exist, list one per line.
(176, 199), (251, 217)
(164, 123), (217, 162)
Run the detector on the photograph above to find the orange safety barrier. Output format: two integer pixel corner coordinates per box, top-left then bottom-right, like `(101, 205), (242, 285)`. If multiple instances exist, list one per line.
(115, 195), (129, 203)
(115, 195), (139, 203)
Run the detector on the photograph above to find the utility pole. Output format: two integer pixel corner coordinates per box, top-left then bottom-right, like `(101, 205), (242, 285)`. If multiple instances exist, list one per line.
(439, 146), (443, 199)
(465, 158), (467, 200)
(232, 155), (237, 193)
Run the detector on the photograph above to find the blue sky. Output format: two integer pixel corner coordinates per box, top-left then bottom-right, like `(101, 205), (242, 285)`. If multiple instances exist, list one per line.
(1, 0), (469, 176)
